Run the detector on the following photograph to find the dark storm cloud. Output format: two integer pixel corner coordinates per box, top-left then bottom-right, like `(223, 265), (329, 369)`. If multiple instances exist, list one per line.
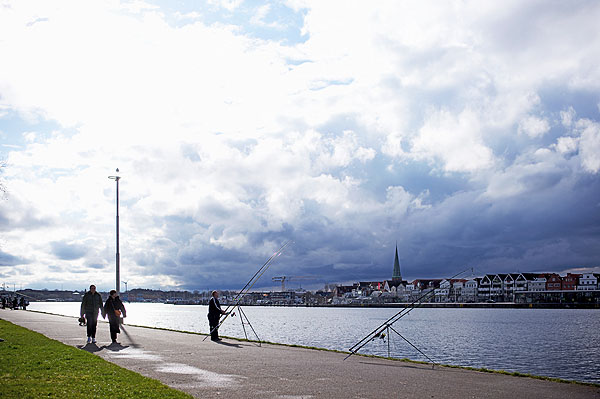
(392, 171), (600, 279)
(0, 197), (53, 232)
(143, 152), (600, 291)
(0, 250), (28, 266)
(263, 151), (600, 285)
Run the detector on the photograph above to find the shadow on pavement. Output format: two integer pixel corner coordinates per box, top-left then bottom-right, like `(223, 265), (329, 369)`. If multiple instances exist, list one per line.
(78, 343), (103, 353)
(215, 340), (243, 348)
(119, 325), (141, 348)
(357, 360), (435, 370)
(104, 342), (130, 352)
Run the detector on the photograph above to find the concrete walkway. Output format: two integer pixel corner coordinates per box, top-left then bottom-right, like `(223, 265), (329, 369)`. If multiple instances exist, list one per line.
(1, 309), (598, 398)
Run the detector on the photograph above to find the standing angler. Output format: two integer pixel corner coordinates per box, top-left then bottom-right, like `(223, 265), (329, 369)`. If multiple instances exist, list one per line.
(208, 290), (228, 341)
(80, 284), (105, 344)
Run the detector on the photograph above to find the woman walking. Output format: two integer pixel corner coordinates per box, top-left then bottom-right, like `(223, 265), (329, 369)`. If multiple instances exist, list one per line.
(103, 290), (127, 344)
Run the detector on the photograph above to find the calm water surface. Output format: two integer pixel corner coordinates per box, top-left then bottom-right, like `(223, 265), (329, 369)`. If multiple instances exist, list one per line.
(28, 302), (600, 384)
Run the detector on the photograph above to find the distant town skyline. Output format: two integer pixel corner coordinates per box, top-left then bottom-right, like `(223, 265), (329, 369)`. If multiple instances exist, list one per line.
(1, 1), (600, 292)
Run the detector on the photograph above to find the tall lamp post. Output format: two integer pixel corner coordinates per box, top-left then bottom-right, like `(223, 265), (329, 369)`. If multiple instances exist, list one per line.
(108, 169), (121, 295)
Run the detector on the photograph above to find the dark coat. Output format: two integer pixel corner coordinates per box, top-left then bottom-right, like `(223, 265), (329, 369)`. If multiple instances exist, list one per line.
(80, 291), (104, 317)
(208, 296), (222, 323)
(104, 296), (126, 327)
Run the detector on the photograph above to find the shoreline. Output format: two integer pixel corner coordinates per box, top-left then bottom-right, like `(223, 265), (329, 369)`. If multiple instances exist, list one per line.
(2, 309), (599, 398)
(20, 309), (600, 388)
(22, 300), (600, 309)
(5, 310), (600, 388)
(182, 302), (600, 309)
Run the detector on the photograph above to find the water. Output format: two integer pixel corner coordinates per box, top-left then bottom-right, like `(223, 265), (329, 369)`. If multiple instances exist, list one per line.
(27, 302), (600, 384)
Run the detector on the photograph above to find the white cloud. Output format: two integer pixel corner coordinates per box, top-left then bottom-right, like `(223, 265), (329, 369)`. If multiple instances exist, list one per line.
(410, 109), (494, 173)
(250, 4), (286, 29)
(578, 119), (600, 173)
(207, 0), (244, 12)
(554, 136), (578, 155)
(561, 106), (576, 127)
(518, 115), (551, 138)
(1, 1), (600, 289)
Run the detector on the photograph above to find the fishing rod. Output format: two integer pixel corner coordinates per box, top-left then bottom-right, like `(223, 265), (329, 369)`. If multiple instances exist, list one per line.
(344, 267), (471, 361)
(203, 240), (292, 341)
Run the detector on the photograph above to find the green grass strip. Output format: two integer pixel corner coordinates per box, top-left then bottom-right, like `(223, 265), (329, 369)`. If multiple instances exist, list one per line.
(0, 319), (193, 399)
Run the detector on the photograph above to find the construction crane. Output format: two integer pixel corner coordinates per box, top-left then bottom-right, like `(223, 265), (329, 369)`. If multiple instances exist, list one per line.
(271, 276), (316, 291)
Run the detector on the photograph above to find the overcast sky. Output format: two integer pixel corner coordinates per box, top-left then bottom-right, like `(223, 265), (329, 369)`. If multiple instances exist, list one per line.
(1, 0), (599, 292)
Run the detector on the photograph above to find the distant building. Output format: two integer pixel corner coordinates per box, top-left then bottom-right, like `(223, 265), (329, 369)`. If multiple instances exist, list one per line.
(434, 280), (451, 302)
(333, 285), (356, 297)
(562, 273), (581, 290)
(577, 273), (598, 291)
(463, 278), (479, 302)
(546, 274), (562, 290)
(411, 279), (442, 302)
(515, 273), (537, 294)
(392, 244), (402, 281)
(478, 275), (494, 299)
(528, 276), (547, 292)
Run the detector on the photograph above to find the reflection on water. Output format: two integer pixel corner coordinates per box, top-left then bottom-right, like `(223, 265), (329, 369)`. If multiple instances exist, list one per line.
(28, 302), (600, 384)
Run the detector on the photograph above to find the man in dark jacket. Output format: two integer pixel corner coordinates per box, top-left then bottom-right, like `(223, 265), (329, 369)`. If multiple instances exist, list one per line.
(104, 290), (127, 344)
(80, 285), (104, 344)
(208, 290), (228, 341)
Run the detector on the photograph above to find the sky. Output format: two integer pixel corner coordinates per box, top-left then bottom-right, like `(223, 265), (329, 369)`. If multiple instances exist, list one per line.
(1, 0), (600, 292)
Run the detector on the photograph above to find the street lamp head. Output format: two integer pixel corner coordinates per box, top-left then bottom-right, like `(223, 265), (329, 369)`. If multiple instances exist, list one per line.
(108, 167), (121, 180)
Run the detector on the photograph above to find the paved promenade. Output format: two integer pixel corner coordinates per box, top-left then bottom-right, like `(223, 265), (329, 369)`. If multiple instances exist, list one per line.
(1, 309), (598, 398)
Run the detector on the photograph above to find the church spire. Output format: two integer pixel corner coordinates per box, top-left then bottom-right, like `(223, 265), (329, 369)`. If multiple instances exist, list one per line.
(392, 243), (402, 281)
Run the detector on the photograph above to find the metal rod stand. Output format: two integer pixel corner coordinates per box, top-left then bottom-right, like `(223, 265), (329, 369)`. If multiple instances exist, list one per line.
(236, 305), (261, 346)
(388, 325), (436, 368)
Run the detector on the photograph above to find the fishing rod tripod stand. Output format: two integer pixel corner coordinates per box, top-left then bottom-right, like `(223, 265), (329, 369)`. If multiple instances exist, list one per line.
(345, 268), (472, 366)
(375, 325), (435, 368)
(231, 304), (262, 346)
(203, 241), (292, 344)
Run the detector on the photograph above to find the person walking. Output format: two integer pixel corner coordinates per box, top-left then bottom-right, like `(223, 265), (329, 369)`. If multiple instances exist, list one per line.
(80, 285), (104, 344)
(207, 290), (228, 341)
(104, 290), (126, 344)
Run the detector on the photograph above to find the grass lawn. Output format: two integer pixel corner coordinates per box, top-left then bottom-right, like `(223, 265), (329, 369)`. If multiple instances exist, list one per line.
(0, 319), (193, 399)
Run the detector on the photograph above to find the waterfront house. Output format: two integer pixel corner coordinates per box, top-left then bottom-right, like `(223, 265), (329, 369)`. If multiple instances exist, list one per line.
(462, 278), (479, 302)
(562, 273), (581, 290)
(434, 280), (451, 302)
(383, 279), (405, 293)
(514, 273), (537, 294)
(577, 273), (598, 291)
(402, 282), (419, 301)
(528, 276), (547, 292)
(546, 274), (562, 290)
(450, 279), (467, 302)
(412, 279), (442, 302)
(503, 274), (514, 299)
(360, 281), (380, 294)
(491, 274), (506, 301)
(478, 275), (494, 300)
(333, 285), (356, 298)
